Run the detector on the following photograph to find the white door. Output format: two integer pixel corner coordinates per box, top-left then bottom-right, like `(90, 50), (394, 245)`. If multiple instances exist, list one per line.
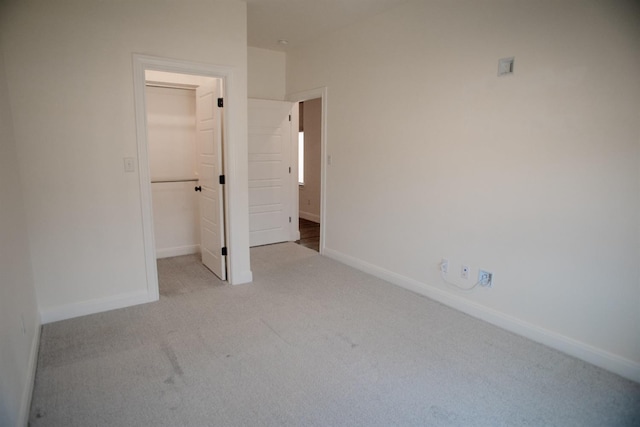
(196, 80), (226, 280)
(248, 99), (294, 247)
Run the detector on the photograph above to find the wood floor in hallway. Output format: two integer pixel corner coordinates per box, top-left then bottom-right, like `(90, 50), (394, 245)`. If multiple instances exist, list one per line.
(296, 218), (319, 252)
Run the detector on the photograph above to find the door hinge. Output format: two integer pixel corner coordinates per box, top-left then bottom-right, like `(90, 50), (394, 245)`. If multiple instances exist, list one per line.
(217, 98), (223, 108)
(219, 175), (225, 185)
(194, 186), (202, 192)
(289, 217), (291, 223)
(288, 166), (291, 174)
(289, 114), (291, 121)
(221, 247), (228, 256)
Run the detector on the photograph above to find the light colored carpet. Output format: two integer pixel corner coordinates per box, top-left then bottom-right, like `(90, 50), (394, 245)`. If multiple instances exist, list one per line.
(30, 243), (640, 426)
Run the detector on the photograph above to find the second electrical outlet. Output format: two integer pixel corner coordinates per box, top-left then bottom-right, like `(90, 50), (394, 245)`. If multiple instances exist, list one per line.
(461, 265), (470, 279)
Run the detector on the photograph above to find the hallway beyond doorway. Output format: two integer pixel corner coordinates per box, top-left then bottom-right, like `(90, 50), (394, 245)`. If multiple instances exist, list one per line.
(296, 218), (319, 252)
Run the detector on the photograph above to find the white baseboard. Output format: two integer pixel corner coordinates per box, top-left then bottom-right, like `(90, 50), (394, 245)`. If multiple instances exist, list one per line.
(299, 211), (320, 223)
(18, 319), (41, 427)
(323, 247), (640, 383)
(231, 270), (253, 285)
(156, 244), (200, 259)
(40, 290), (155, 324)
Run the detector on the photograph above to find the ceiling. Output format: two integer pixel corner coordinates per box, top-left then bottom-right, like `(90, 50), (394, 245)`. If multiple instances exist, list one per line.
(247, 0), (409, 52)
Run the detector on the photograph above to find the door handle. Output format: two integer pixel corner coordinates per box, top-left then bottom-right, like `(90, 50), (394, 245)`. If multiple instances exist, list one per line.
(195, 186), (202, 192)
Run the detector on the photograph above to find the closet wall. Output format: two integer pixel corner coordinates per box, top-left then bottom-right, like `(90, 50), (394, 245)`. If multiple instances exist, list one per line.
(146, 85), (200, 258)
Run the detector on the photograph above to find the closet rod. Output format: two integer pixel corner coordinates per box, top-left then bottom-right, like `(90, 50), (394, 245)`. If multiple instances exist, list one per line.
(145, 82), (197, 91)
(151, 178), (199, 183)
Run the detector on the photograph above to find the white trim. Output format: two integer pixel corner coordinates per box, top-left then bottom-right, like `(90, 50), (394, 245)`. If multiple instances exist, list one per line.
(156, 244), (200, 259)
(286, 87), (328, 255)
(18, 319), (40, 427)
(132, 55), (159, 301)
(323, 247), (640, 383)
(290, 104), (300, 242)
(40, 290), (153, 324)
(299, 211), (320, 223)
(133, 54), (251, 288)
(231, 270), (254, 285)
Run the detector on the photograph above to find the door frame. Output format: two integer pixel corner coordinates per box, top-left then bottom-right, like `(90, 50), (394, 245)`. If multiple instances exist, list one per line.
(286, 87), (328, 254)
(133, 54), (251, 301)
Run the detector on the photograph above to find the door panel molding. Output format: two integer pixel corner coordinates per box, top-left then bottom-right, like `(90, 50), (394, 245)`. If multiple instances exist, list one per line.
(196, 80), (226, 280)
(248, 99), (294, 247)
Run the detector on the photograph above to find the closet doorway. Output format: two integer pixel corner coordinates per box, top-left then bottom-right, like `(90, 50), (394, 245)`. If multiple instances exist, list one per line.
(145, 70), (227, 281)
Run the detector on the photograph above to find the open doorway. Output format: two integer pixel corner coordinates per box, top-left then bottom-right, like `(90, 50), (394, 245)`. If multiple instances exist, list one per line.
(296, 99), (322, 252)
(287, 87), (331, 254)
(144, 70), (227, 283)
(133, 53), (255, 303)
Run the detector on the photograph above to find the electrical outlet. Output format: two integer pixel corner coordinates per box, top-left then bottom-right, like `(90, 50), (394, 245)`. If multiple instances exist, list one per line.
(440, 258), (449, 274)
(478, 270), (493, 287)
(123, 157), (135, 173)
(461, 265), (470, 279)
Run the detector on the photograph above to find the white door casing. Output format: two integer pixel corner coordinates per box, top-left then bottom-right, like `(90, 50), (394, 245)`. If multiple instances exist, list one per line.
(248, 99), (295, 247)
(133, 54), (253, 299)
(196, 80), (226, 279)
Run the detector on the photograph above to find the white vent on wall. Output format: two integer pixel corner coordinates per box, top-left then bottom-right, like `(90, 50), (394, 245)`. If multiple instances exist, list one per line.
(498, 57), (515, 76)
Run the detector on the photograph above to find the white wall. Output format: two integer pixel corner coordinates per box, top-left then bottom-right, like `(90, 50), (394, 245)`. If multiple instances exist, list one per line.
(1, 0), (250, 322)
(299, 98), (322, 222)
(248, 46), (286, 100)
(147, 86), (197, 182)
(0, 31), (40, 427)
(286, 0), (640, 380)
(146, 86), (200, 258)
